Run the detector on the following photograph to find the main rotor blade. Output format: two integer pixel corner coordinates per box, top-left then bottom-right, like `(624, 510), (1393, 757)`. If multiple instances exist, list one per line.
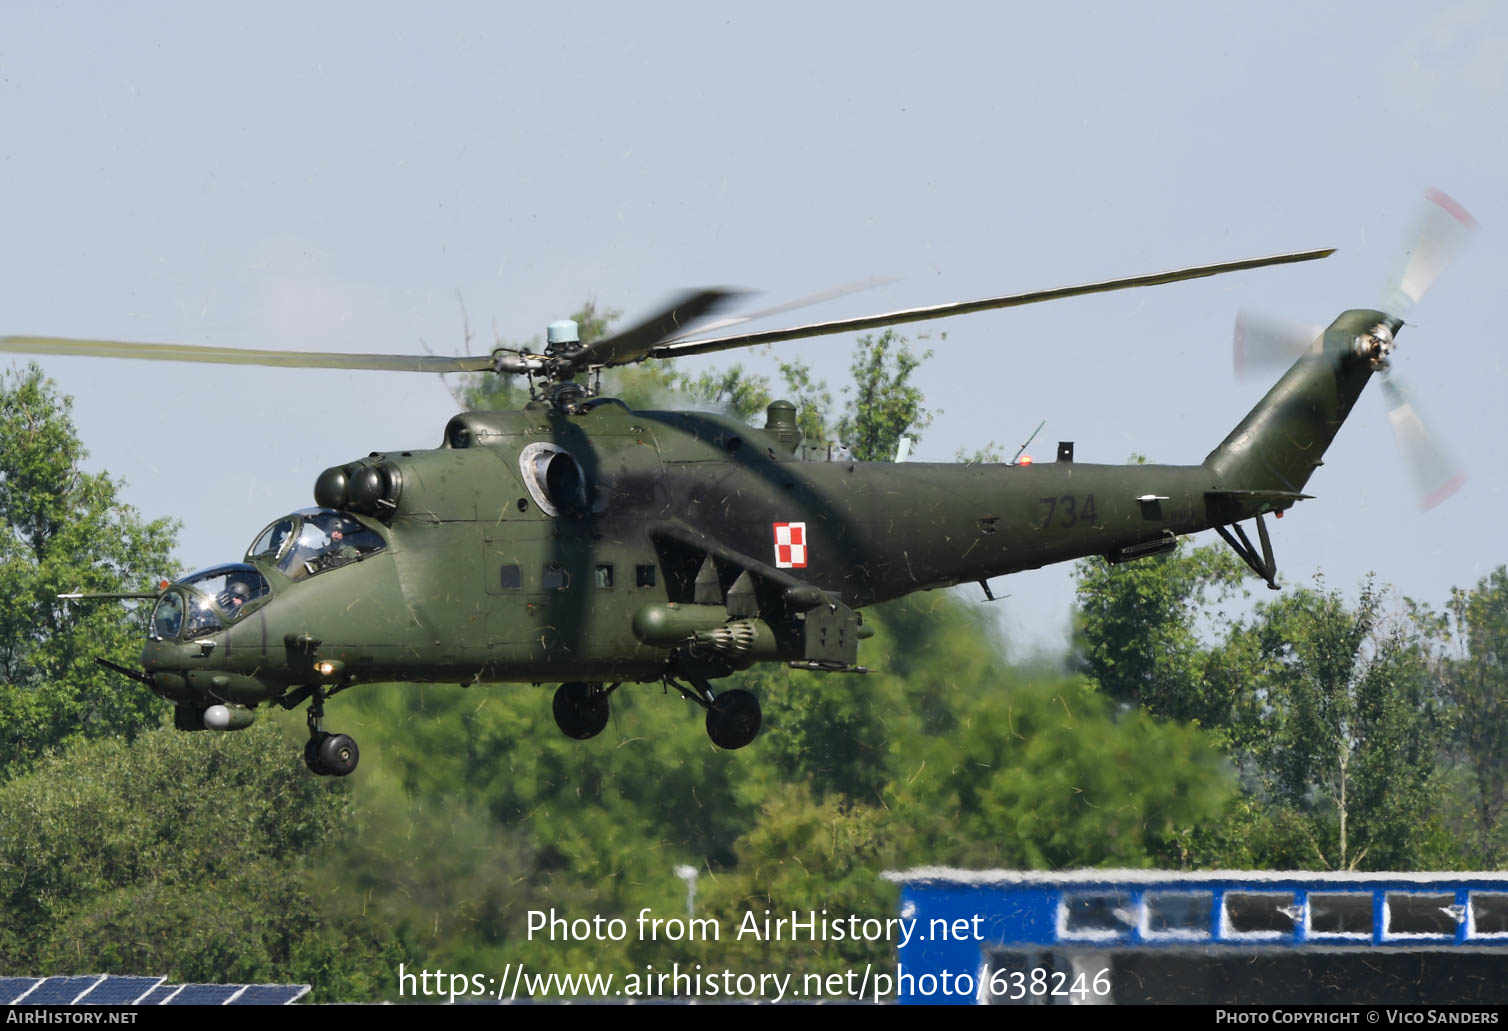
(662, 276), (900, 340)
(572, 288), (746, 368)
(1233, 310), (1324, 377)
(0, 335), (497, 373)
(1380, 371), (1465, 510)
(643, 248), (1335, 363)
(1381, 189), (1476, 319)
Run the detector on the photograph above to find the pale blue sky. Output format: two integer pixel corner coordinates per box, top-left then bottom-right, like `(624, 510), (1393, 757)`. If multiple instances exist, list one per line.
(2, 2), (1505, 653)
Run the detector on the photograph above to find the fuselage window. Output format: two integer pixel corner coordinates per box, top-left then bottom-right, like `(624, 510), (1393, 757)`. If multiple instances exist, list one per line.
(500, 564), (522, 590)
(542, 564), (569, 590)
(635, 564), (657, 588)
(594, 564), (614, 589)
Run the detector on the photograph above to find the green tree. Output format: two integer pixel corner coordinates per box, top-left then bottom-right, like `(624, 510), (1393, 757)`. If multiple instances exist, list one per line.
(0, 365), (179, 776)
(1239, 579), (1444, 870)
(1440, 567), (1508, 864)
(0, 722), (402, 1001)
(834, 329), (933, 461)
(686, 785), (899, 987)
(888, 676), (1237, 869)
(1072, 536), (1249, 728)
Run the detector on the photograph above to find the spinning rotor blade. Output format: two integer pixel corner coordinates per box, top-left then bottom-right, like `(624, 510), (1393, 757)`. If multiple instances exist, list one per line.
(1382, 189), (1476, 319)
(1229, 191), (1475, 509)
(674, 276), (901, 339)
(1233, 310), (1324, 377)
(1380, 372), (1466, 510)
(0, 249), (1332, 380)
(642, 249), (1335, 363)
(0, 335), (497, 373)
(571, 288), (745, 368)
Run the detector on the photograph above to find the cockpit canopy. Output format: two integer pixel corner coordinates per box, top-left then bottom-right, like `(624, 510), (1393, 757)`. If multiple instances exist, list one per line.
(151, 563), (270, 640)
(246, 508), (386, 582)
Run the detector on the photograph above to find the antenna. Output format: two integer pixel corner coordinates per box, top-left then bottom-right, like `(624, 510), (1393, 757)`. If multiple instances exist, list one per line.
(1010, 420), (1046, 466)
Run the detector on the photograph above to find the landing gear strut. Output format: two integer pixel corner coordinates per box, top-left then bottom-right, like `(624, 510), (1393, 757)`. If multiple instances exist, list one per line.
(552, 682), (614, 740)
(666, 675), (763, 750)
(290, 683), (360, 777)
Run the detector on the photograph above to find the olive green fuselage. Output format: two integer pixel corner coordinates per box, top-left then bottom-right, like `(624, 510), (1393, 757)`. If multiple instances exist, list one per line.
(142, 309), (1387, 711)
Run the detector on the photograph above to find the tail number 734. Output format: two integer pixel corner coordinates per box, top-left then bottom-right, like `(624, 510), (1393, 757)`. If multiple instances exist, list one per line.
(1038, 494), (1097, 530)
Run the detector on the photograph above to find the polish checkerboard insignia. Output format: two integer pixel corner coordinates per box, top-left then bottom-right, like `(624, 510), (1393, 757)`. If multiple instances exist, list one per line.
(773, 522), (807, 568)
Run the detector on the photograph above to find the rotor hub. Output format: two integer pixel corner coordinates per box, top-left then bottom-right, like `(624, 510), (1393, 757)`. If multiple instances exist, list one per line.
(1353, 322), (1395, 370)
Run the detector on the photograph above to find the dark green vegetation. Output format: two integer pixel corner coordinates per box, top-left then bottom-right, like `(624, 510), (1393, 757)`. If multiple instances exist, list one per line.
(1, 320), (1504, 1001)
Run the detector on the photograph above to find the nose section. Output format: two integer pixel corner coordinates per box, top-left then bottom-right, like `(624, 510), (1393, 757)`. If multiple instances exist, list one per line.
(141, 569), (288, 708)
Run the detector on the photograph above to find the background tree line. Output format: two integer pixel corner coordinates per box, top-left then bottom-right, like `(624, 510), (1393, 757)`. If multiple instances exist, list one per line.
(0, 305), (1505, 999)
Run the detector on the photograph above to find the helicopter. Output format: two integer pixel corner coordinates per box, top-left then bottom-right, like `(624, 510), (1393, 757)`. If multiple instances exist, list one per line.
(5, 195), (1471, 776)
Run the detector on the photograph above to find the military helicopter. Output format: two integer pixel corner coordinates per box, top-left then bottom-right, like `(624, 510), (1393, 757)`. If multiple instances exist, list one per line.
(6, 195), (1471, 776)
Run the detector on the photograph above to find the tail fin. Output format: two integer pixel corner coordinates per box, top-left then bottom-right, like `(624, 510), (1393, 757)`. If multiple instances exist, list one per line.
(1204, 309), (1397, 494)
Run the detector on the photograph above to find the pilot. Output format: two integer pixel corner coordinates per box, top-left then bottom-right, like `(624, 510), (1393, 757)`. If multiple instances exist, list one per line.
(218, 580), (251, 617)
(329, 528), (360, 564)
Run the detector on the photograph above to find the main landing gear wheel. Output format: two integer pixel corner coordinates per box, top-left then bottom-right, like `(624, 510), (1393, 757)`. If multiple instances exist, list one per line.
(553, 682), (610, 740)
(706, 689), (762, 750)
(318, 733), (360, 776)
(303, 733), (326, 773)
(303, 730), (360, 776)
(295, 683), (360, 776)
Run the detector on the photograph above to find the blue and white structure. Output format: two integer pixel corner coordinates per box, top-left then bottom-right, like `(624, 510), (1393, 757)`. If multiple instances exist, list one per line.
(883, 869), (1508, 1005)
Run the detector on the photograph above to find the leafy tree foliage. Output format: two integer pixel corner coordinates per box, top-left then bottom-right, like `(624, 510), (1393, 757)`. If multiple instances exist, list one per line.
(1075, 531), (1456, 871)
(0, 723), (402, 1001)
(1439, 567), (1508, 864)
(0, 366), (179, 776)
(834, 329), (933, 461)
(888, 676), (1236, 869)
(1239, 579), (1443, 870)
(1072, 537), (1248, 727)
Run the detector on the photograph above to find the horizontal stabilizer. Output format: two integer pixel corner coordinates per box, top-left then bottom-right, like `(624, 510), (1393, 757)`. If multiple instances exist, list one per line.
(1206, 489), (1313, 503)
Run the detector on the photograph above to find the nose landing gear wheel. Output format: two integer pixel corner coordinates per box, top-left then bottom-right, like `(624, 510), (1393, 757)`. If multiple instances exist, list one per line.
(553, 682), (610, 740)
(705, 689), (762, 750)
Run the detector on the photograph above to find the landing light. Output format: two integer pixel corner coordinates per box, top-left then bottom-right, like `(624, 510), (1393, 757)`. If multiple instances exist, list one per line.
(316, 661), (337, 676)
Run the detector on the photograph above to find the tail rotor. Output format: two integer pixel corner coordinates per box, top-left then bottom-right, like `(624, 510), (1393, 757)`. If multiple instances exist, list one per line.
(1231, 189), (1475, 510)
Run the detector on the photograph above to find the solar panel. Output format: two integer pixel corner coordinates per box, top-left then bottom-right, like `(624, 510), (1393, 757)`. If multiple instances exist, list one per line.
(164, 983), (241, 1005)
(230, 985), (310, 1005)
(137, 984), (180, 1005)
(0, 978), (42, 1004)
(21, 976), (105, 1005)
(75, 975), (166, 1005)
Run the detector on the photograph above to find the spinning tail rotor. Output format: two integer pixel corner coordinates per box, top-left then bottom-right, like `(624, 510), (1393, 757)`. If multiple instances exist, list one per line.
(1232, 190), (1475, 510)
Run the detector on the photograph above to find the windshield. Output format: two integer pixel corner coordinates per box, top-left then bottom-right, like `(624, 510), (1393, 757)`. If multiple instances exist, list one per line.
(151, 592), (184, 640)
(151, 564), (271, 640)
(247, 509), (386, 582)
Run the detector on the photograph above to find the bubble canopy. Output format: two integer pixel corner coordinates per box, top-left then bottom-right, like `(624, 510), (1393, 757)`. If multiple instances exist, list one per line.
(246, 508), (387, 582)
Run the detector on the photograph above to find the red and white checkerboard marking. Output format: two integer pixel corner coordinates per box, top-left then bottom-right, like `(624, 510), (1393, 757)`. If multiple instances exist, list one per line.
(773, 522), (807, 568)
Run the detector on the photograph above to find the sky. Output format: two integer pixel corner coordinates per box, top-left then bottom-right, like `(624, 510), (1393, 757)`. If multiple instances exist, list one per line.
(1, 2), (1505, 656)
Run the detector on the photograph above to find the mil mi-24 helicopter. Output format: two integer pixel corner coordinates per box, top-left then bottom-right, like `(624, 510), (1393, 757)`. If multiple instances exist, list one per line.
(3, 192), (1472, 776)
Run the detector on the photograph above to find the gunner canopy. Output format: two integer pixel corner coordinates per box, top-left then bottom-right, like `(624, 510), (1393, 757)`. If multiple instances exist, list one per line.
(150, 563), (270, 640)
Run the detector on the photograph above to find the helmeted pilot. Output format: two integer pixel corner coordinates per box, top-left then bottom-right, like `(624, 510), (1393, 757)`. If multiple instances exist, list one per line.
(218, 579), (251, 617)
